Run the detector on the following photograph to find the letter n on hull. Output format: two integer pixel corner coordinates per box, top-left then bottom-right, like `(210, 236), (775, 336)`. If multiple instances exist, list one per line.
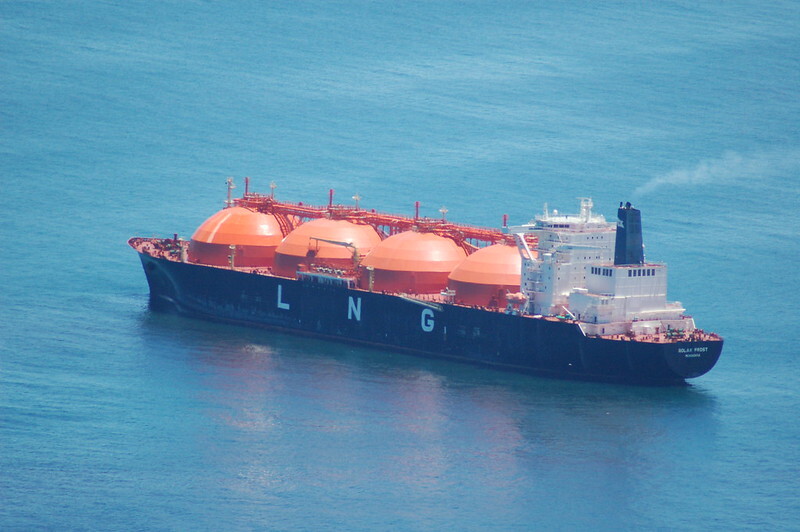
(348, 296), (362, 321)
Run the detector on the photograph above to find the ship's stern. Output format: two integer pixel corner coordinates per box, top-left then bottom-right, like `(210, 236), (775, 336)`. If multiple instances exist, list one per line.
(662, 339), (724, 380)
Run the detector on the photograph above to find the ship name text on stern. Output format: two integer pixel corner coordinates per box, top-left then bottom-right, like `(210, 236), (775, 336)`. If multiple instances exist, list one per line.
(679, 346), (709, 356)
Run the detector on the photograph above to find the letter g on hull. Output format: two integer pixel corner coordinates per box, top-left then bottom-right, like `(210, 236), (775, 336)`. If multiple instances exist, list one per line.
(421, 308), (435, 332)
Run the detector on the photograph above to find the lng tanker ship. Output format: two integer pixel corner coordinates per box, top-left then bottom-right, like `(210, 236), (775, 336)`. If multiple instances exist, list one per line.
(129, 179), (722, 384)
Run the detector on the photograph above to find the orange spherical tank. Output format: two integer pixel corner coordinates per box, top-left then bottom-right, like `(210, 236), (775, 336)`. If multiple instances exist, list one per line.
(188, 206), (285, 267)
(273, 218), (382, 278)
(360, 231), (468, 293)
(447, 243), (521, 306)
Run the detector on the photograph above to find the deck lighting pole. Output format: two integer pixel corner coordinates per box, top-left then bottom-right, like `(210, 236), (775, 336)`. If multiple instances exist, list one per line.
(225, 177), (235, 208)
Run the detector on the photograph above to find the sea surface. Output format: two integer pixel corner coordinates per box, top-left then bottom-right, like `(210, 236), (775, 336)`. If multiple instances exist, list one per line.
(2, 1), (799, 529)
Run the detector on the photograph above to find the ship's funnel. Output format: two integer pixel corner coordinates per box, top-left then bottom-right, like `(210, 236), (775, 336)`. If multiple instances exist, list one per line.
(614, 202), (644, 265)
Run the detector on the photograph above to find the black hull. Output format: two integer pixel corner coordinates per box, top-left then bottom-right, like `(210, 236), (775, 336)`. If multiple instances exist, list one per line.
(138, 253), (722, 384)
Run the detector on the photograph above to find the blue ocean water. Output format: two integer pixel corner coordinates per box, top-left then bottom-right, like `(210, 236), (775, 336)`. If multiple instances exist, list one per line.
(2, 1), (799, 529)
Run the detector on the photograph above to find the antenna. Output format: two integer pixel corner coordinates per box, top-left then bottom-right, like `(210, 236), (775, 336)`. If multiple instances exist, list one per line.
(225, 177), (235, 208)
(352, 193), (361, 210)
(578, 197), (593, 222)
(270, 181), (277, 198)
(439, 206), (448, 221)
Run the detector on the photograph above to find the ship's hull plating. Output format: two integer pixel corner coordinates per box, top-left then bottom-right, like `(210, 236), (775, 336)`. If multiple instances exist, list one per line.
(139, 253), (722, 384)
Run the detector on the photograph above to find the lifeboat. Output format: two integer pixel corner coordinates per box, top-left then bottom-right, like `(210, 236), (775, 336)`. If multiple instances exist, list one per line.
(360, 230), (467, 293)
(273, 218), (382, 278)
(188, 206), (286, 267)
(448, 243), (521, 307)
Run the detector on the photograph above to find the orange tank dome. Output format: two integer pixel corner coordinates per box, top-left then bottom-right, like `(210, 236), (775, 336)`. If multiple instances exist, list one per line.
(190, 206), (283, 246)
(275, 218), (382, 260)
(361, 231), (467, 272)
(187, 206), (286, 268)
(360, 231), (468, 294)
(448, 243), (521, 285)
(272, 218), (382, 277)
(447, 243), (521, 306)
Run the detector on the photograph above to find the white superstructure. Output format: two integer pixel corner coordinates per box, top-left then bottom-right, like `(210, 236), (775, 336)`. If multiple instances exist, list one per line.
(511, 199), (695, 337)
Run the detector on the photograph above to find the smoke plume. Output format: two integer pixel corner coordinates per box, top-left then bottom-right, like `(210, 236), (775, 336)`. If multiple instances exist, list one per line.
(633, 149), (800, 198)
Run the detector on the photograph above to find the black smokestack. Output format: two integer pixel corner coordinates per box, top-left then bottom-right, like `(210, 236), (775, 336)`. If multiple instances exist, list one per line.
(614, 201), (644, 265)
